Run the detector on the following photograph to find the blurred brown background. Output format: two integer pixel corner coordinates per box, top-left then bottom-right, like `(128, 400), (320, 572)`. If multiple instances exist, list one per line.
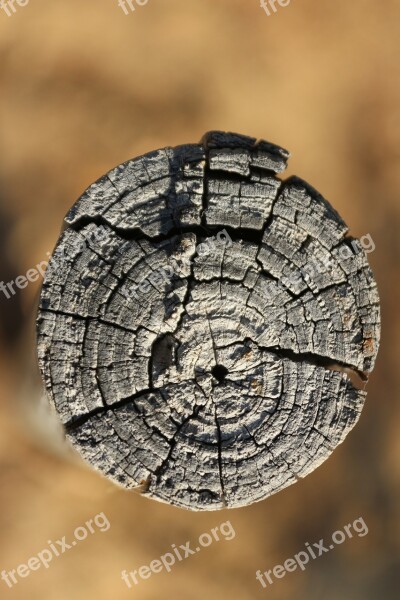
(0, 0), (399, 598)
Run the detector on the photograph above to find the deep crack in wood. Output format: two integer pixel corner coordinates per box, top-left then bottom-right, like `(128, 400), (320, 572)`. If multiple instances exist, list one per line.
(36, 131), (381, 510)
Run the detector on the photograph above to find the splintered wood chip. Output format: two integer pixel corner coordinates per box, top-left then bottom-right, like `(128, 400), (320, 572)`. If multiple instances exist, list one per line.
(36, 131), (381, 510)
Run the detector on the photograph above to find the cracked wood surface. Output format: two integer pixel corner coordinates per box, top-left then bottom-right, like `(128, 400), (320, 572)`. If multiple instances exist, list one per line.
(36, 131), (381, 510)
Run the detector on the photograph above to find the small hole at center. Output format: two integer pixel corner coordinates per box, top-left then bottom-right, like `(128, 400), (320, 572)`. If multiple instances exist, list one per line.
(211, 364), (228, 384)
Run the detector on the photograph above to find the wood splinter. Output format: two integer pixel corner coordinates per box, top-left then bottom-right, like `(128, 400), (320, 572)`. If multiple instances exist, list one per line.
(36, 131), (381, 510)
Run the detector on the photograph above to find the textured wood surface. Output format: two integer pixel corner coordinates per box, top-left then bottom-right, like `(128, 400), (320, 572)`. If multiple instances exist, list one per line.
(36, 131), (380, 510)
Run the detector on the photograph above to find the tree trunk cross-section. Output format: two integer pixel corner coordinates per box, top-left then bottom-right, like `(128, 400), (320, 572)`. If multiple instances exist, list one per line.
(36, 131), (381, 511)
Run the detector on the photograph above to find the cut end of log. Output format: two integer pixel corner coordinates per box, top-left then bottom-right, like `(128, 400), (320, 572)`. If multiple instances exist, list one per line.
(36, 131), (381, 510)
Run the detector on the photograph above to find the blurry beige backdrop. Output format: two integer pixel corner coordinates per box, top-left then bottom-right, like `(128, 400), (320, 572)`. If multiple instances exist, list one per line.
(0, 1), (399, 599)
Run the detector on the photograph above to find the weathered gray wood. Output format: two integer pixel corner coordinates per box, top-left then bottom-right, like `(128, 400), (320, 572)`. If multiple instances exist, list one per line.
(36, 131), (381, 510)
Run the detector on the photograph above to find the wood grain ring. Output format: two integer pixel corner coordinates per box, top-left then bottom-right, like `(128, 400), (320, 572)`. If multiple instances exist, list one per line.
(36, 131), (381, 510)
